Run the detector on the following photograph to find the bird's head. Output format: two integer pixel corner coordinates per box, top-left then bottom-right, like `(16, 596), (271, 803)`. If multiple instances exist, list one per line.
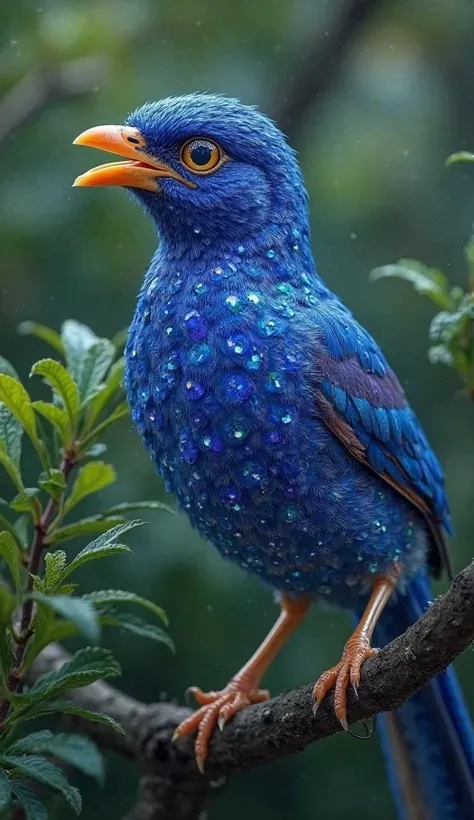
(73, 94), (307, 246)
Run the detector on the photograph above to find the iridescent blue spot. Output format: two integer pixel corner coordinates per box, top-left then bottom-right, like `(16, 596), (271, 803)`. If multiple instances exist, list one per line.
(247, 292), (261, 305)
(201, 433), (223, 453)
(211, 265), (232, 281)
(266, 249), (276, 259)
(245, 353), (262, 371)
(148, 411), (163, 428)
(226, 333), (250, 356)
(257, 316), (286, 337)
(284, 352), (302, 372)
(264, 430), (280, 445)
(219, 487), (241, 507)
(237, 245), (245, 254)
(265, 372), (286, 393)
(276, 282), (293, 295)
(185, 380), (205, 400)
(139, 387), (150, 403)
(222, 413), (250, 442)
(225, 295), (242, 313)
(184, 311), (207, 341)
(194, 282), (207, 295)
(189, 343), (212, 365)
(281, 410), (294, 424)
(224, 374), (251, 403)
(179, 441), (198, 463)
(238, 461), (267, 487)
(282, 505), (299, 522)
(170, 278), (183, 294)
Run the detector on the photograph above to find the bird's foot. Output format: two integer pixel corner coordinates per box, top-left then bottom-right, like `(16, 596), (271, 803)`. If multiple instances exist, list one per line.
(312, 633), (378, 730)
(173, 678), (270, 773)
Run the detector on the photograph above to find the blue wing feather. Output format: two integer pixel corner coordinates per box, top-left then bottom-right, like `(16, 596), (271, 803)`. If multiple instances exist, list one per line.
(312, 301), (451, 542)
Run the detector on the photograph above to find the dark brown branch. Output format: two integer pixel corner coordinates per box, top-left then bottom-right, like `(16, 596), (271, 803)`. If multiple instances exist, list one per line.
(0, 57), (108, 146)
(28, 561), (474, 820)
(273, 0), (381, 144)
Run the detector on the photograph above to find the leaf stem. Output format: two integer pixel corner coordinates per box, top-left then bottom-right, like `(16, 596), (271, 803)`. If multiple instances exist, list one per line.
(0, 452), (76, 725)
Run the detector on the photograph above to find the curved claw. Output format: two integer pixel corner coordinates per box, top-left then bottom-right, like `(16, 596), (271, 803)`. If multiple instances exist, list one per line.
(173, 681), (270, 773)
(312, 636), (378, 729)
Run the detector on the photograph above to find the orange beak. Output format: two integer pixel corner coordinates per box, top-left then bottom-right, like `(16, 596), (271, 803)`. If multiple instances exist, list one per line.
(72, 125), (196, 191)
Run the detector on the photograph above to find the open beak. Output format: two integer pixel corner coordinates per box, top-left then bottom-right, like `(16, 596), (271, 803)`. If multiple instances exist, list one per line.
(72, 125), (196, 191)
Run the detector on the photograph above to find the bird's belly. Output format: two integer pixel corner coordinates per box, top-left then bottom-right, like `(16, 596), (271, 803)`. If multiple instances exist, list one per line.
(126, 314), (428, 608)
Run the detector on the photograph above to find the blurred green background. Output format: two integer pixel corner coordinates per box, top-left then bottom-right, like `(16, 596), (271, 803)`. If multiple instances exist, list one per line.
(1, 0), (474, 817)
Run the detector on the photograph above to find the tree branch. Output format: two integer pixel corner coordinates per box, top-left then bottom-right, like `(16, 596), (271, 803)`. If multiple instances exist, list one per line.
(28, 560), (474, 819)
(272, 0), (380, 144)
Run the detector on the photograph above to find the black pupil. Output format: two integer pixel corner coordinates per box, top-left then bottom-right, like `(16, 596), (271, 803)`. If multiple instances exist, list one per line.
(190, 143), (213, 166)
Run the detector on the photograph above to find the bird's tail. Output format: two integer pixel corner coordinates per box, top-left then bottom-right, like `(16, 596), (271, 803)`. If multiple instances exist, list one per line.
(373, 572), (474, 820)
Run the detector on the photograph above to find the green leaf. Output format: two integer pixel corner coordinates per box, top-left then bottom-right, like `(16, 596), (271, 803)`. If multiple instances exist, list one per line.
(9, 731), (104, 784)
(25, 701), (124, 734)
(370, 259), (453, 310)
(77, 339), (115, 405)
(111, 327), (128, 349)
(83, 589), (167, 625)
(0, 766), (11, 811)
(428, 345), (453, 366)
(0, 406), (23, 469)
(23, 619), (78, 671)
(101, 608), (174, 651)
(79, 400), (129, 451)
(13, 516), (29, 549)
(26, 646), (120, 699)
(0, 585), (15, 624)
(60, 520), (142, 580)
(1, 755), (81, 815)
(0, 627), (13, 692)
(0, 442), (24, 493)
(0, 531), (21, 593)
(44, 551), (67, 593)
(18, 321), (64, 356)
(10, 488), (40, 516)
(85, 442), (107, 457)
(30, 594), (100, 643)
(86, 358), (125, 427)
(47, 515), (126, 545)
(30, 359), (79, 430)
(446, 151), (474, 166)
(64, 461), (116, 516)
(103, 500), (175, 516)
(0, 356), (20, 381)
(0, 376), (42, 462)
(61, 320), (99, 383)
(32, 401), (70, 445)
(38, 468), (66, 501)
(10, 781), (47, 820)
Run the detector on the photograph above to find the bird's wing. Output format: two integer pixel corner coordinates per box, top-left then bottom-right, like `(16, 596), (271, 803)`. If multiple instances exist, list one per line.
(310, 300), (452, 577)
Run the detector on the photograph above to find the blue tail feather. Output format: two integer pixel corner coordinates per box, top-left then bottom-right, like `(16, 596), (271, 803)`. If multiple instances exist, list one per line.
(372, 573), (474, 819)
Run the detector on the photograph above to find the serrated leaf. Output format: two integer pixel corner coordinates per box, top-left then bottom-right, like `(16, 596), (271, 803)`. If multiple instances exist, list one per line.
(83, 589), (167, 624)
(0, 585), (15, 624)
(32, 401), (70, 444)
(1, 755), (81, 814)
(60, 520), (142, 580)
(103, 500), (175, 516)
(0, 531), (21, 592)
(18, 321), (64, 356)
(101, 608), (174, 651)
(44, 551), (67, 593)
(86, 358), (125, 427)
(370, 259), (452, 310)
(30, 594), (100, 643)
(10, 781), (47, 820)
(47, 515), (126, 545)
(30, 359), (79, 429)
(0, 406), (23, 468)
(77, 339), (115, 406)
(0, 766), (11, 810)
(0, 442), (24, 493)
(10, 488), (40, 515)
(446, 151), (474, 166)
(61, 320), (99, 383)
(64, 461), (116, 516)
(0, 375), (40, 455)
(26, 701), (125, 734)
(38, 468), (66, 501)
(27, 646), (120, 698)
(9, 732), (104, 784)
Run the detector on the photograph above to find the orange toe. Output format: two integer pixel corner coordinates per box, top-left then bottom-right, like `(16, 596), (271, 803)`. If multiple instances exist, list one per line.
(173, 680), (270, 773)
(312, 635), (377, 730)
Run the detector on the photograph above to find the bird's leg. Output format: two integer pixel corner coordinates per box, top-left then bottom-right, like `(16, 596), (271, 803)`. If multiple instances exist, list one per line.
(313, 563), (403, 730)
(173, 594), (311, 773)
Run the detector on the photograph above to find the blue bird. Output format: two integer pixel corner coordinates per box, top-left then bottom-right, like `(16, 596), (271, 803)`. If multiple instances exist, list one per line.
(73, 94), (474, 816)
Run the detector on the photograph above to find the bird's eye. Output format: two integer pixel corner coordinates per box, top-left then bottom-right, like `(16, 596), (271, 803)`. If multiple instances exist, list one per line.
(181, 139), (222, 173)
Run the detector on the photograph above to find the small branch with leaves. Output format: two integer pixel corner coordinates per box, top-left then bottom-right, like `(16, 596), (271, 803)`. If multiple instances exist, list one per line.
(0, 320), (173, 818)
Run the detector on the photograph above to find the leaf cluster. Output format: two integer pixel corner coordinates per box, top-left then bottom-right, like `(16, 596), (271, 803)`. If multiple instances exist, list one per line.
(0, 321), (173, 818)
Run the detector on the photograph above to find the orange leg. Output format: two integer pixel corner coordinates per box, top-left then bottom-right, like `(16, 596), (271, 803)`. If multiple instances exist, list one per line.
(173, 594), (310, 773)
(313, 564), (402, 730)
